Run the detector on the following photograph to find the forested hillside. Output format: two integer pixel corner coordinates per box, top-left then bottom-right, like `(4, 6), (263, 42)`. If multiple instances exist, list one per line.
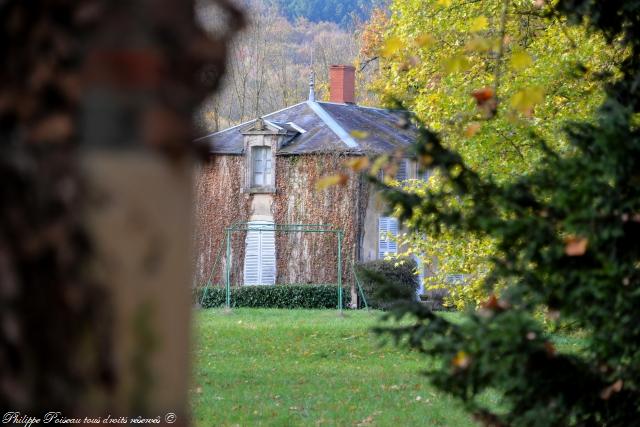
(196, 0), (380, 131)
(267, 0), (384, 27)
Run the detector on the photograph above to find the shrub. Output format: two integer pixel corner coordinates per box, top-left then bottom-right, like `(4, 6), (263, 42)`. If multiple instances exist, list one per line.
(355, 257), (418, 309)
(420, 287), (452, 311)
(198, 284), (352, 309)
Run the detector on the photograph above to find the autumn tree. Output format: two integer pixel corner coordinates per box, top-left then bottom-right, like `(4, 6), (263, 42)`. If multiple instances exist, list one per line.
(365, 0), (619, 308)
(366, 0), (640, 424)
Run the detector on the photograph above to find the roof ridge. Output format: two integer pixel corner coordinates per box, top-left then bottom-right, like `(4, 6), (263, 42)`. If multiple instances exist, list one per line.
(194, 101), (307, 141)
(317, 101), (391, 112)
(305, 101), (359, 149)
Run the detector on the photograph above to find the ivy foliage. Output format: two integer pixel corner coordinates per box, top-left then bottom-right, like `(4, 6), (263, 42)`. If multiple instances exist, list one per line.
(368, 0), (640, 425)
(363, 0), (621, 308)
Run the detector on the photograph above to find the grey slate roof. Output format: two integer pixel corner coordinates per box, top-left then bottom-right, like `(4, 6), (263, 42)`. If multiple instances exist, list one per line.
(196, 100), (417, 155)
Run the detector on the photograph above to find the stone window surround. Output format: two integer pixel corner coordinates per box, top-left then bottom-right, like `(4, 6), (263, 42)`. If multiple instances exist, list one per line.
(242, 131), (279, 194)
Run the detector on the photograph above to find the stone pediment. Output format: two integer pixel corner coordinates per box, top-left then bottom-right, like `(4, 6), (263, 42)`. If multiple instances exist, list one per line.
(241, 118), (287, 135)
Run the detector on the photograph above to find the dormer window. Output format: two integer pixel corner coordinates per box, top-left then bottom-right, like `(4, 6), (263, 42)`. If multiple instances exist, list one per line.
(251, 146), (273, 187)
(240, 118), (283, 194)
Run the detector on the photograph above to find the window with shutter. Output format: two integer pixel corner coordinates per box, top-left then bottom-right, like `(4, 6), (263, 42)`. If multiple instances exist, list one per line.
(243, 221), (276, 285)
(397, 159), (409, 181)
(378, 216), (399, 258)
(251, 146), (272, 187)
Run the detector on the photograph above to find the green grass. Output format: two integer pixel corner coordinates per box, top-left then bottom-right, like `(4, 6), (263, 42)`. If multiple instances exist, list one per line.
(190, 308), (587, 426)
(190, 308), (486, 426)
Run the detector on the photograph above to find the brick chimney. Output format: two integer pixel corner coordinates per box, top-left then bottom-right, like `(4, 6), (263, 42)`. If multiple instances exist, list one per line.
(329, 65), (356, 104)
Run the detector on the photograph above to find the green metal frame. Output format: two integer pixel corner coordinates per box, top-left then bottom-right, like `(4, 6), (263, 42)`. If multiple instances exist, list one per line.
(220, 222), (346, 312)
(351, 260), (368, 310)
(199, 243), (224, 307)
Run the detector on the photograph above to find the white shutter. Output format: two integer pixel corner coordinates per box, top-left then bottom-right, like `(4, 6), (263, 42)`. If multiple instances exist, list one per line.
(388, 218), (398, 253)
(413, 255), (425, 298)
(243, 221), (276, 285)
(244, 230), (260, 284)
(378, 217), (388, 258)
(397, 159), (408, 181)
(378, 216), (399, 258)
(260, 226), (276, 284)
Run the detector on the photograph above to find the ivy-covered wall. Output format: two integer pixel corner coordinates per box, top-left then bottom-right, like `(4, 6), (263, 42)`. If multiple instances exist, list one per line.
(273, 154), (367, 286)
(194, 153), (369, 288)
(193, 155), (251, 286)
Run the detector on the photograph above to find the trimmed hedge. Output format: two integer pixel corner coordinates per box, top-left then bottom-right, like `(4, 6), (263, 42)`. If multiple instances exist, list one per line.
(198, 284), (352, 309)
(355, 257), (418, 309)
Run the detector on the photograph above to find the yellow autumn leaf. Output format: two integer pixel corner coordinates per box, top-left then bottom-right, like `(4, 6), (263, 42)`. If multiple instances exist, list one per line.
(345, 156), (370, 172)
(416, 33), (435, 48)
(370, 155), (389, 175)
(437, 0), (452, 6)
(350, 130), (370, 139)
(443, 54), (470, 74)
(315, 174), (348, 190)
(451, 350), (471, 369)
(510, 87), (545, 114)
(510, 49), (533, 70)
(419, 154), (433, 166)
(450, 164), (463, 178)
(470, 16), (488, 32)
(465, 36), (492, 52)
(381, 36), (404, 58)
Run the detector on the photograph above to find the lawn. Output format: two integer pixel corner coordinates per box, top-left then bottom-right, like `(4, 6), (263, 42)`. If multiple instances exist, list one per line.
(190, 308), (492, 426)
(190, 308), (587, 426)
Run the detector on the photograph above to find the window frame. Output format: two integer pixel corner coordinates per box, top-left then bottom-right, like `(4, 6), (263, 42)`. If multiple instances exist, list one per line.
(247, 145), (275, 192)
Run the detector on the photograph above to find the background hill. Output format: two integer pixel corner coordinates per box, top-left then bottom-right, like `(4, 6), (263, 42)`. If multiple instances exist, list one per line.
(196, 0), (384, 131)
(267, 0), (386, 28)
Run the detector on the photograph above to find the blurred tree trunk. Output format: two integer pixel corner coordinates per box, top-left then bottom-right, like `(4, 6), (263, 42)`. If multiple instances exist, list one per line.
(0, 0), (242, 421)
